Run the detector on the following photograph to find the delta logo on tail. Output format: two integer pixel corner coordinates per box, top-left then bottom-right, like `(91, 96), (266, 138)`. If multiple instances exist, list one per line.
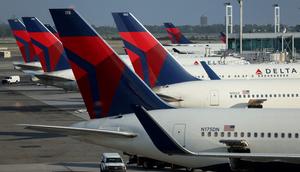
(50, 9), (170, 119)
(256, 68), (297, 75)
(113, 13), (197, 88)
(220, 32), (226, 44)
(7, 19), (39, 63)
(22, 17), (70, 73)
(163, 22), (192, 44)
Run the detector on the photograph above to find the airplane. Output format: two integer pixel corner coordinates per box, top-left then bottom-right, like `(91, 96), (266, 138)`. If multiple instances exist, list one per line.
(21, 9), (300, 171)
(22, 17), (77, 91)
(112, 12), (300, 109)
(163, 22), (226, 55)
(8, 19), (41, 71)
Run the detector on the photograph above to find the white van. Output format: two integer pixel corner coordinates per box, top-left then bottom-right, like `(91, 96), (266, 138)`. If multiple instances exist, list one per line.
(100, 153), (126, 172)
(2, 75), (20, 84)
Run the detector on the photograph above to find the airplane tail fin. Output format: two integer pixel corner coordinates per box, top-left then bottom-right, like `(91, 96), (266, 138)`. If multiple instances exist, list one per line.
(22, 17), (70, 73)
(200, 61), (220, 80)
(7, 18), (39, 63)
(50, 8), (172, 119)
(163, 22), (192, 44)
(44, 24), (60, 40)
(112, 13), (198, 88)
(220, 32), (226, 44)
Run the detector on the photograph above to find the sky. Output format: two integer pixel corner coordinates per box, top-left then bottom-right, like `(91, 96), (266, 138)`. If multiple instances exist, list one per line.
(0, 0), (299, 26)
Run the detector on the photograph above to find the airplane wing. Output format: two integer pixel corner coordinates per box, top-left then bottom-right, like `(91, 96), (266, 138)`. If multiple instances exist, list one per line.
(13, 63), (42, 71)
(18, 124), (137, 138)
(34, 74), (74, 82)
(133, 105), (300, 161)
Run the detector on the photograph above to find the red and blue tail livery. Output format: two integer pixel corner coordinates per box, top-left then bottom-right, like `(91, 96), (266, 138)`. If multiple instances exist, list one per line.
(8, 19), (39, 63)
(112, 12), (198, 88)
(50, 9), (172, 119)
(22, 17), (70, 72)
(44, 24), (60, 40)
(163, 22), (192, 44)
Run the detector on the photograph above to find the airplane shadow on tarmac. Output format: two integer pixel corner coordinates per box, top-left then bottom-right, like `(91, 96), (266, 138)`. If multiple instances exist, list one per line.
(0, 131), (64, 141)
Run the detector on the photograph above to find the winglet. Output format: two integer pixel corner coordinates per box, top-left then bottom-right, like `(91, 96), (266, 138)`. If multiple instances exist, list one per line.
(112, 12), (198, 88)
(133, 105), (187, 155)
(8, 18), (39, 63)
(164, 22), (192, 44)
(22, 17), (70, 72)
(200, 61), (221, 80)
(50, 9), (172, 119)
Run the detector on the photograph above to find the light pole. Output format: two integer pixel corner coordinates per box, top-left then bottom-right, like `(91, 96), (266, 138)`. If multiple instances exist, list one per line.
(225, 2), (232, 50)
(237, 0), (243, 55)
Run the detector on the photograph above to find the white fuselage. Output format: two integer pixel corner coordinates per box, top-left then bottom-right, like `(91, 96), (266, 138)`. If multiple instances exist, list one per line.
(186, 63), (300, 80)
(154, 79), (300, 108)
(165, 43), (226, 56)
(71, 108), (300, 168)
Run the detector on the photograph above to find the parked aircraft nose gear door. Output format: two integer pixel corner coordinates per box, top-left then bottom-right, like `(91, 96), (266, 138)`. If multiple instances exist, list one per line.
(172, 124), (186, 147)
(210, 90), (219, 106)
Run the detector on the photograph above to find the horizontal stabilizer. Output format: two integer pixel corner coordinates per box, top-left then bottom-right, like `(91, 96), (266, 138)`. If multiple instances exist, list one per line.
(18, 124), (137, 138)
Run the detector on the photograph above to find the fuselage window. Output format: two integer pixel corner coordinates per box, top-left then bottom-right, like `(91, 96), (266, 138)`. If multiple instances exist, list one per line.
(230, 95), (233, 98)
(261, 133), (264, 138)
(291, 94), (294, 97)
(274, 94), (277, 98)
(256, 95), (259, 98)
(201, 132), (205, 137)
(295, 133), (299, 138)
(287, 94), (290, 97)
(214, 132), (218, 137)
(221, 132), (224, 137)
(252, 95), (255, 98)
(228, 75), (230, 78)
(283, 94), (285, 97)
(234, 132), (238, 137)
(247, 132), (251, 137)
(274, 133), (278, 138)
(240, 132), (244, 137)
(278, 94), (281, 97)
(296, 94), (299, 97)
(261, 94), (264, 98)
(265, 94), (268, 98)
(251, 75), (254, 78)
(269, 94), (272, 98)
(281, 133), (285, 138)
(208, 132), (211, 137)
(247, 95), (250, 98)
(227, 132), (231, 137)
(267, 133), (271, 138)
(235, 95), (237, 98)
(243, 95), (246, 98)
(288, 133), (292, 138)
(239, 95), (242, 98)
(254, 132), (258, 138)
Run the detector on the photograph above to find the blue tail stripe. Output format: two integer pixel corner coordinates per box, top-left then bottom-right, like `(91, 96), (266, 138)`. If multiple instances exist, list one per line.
(55, 52), (71, 71)
(164, 23), (176, 28)
(133, 106), (186, 155)
(44, 24), (57, 34)
(200, 61), (220, 80)
(31, 38), (51, 72)
(8, 19), (26, 30)
(122, 40), (150, 86)
(112, 12), (145, 32)
(49, 9), (97, 37)
(14, 36), (31, 62)
(22, 17), (48, 32)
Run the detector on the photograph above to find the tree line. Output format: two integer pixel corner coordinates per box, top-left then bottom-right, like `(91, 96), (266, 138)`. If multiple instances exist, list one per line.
(1, 22), (300, 39)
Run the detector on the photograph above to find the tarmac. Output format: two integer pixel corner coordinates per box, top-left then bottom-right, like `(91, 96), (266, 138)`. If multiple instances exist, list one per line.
(0, 57), (163, 172)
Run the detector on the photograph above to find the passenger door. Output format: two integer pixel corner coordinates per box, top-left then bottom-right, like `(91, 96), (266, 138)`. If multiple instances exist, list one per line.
(210, 90), (219, 106)
(172, 124), (186, 147)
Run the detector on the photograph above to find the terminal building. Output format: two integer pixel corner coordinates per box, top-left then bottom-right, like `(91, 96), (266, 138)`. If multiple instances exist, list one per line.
(228, 32), (300, 60)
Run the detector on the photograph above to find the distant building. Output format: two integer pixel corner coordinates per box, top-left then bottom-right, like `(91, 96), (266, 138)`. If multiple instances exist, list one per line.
(200, 15), (208, 26)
